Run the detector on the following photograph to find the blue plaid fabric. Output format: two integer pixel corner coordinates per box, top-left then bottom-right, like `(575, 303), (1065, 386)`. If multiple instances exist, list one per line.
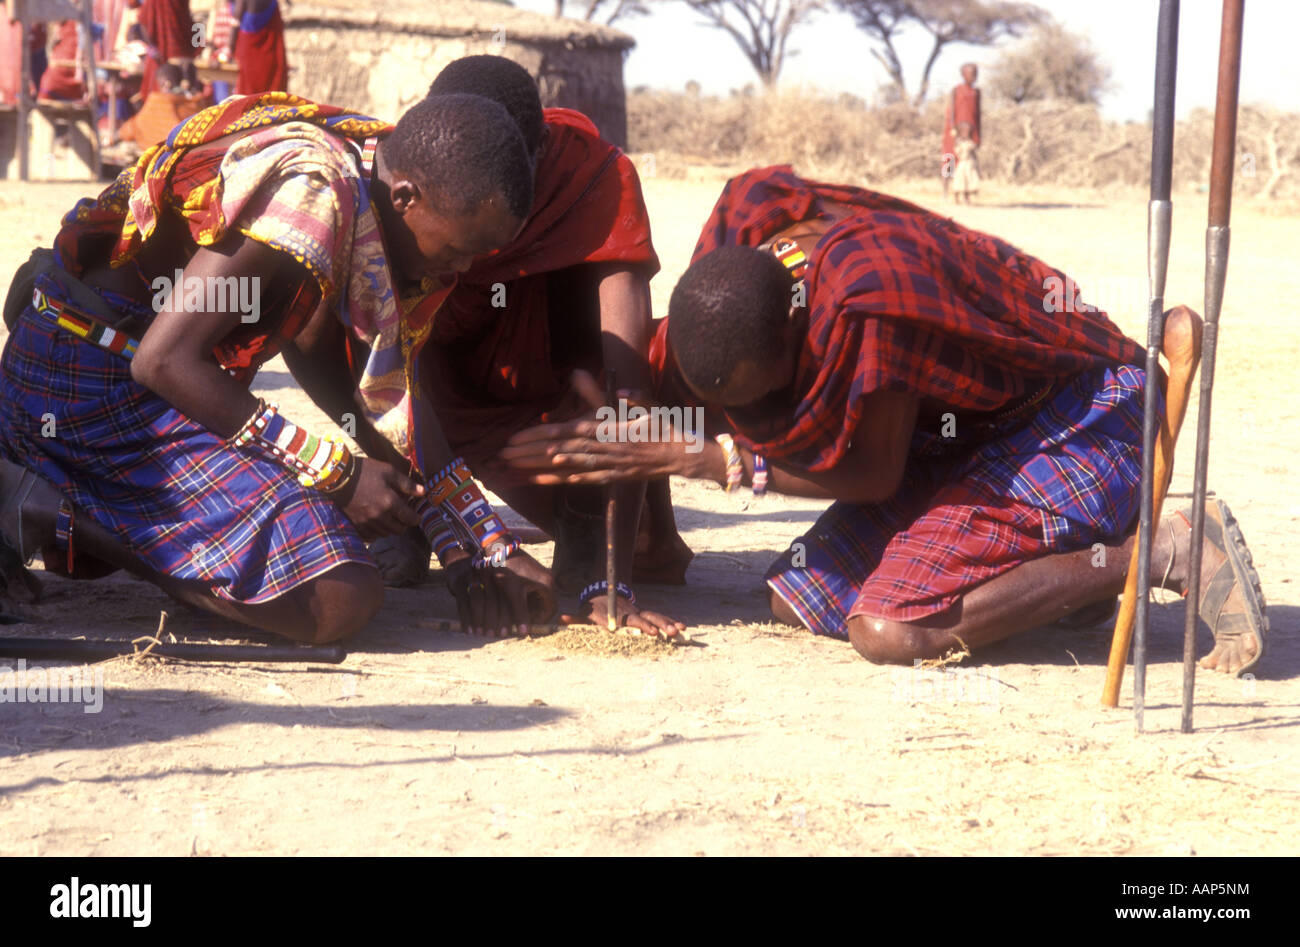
(0, 273), (372, 603)
(766, 363), (1158, 638)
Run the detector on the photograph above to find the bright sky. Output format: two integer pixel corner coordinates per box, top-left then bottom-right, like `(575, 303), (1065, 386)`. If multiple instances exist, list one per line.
(518, 1), (1299, 121)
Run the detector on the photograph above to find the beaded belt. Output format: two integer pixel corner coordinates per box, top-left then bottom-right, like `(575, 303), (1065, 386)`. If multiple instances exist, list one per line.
(32, 287), (140, 360)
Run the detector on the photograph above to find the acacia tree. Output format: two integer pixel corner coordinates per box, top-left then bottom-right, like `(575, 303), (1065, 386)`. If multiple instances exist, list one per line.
(676, 1), (824, 88)
(988, 22), (1112, 105)
(553, 0), (651, 25)
(837, 0), (1045, 104)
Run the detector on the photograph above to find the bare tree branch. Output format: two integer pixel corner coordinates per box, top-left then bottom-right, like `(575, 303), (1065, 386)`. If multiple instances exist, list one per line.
(908, 0), (1045, 104)
(556, 0), (651, 26)
(838, 0), (1045, 103)
(677, 1), (824, 87)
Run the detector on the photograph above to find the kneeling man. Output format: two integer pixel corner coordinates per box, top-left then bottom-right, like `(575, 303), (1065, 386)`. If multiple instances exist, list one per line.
(501, 166), (1266, 675)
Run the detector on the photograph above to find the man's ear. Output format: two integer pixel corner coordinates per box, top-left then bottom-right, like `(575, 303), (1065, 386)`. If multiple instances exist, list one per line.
(388, 178), (420, 215)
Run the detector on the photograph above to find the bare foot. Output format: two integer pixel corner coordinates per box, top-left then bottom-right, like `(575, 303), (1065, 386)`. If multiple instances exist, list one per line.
(632, 529), (695, 586)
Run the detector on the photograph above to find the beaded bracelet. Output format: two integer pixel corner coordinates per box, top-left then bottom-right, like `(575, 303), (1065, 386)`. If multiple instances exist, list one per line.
(416, 498), (467, 566)
(231, 400), (357, 495)
(425, 456), (520, 563)
(752, 453), (768, 497)
(715, 433), (744, 493)
(578, 580), (636, 607)
(476, 537), (521, 570)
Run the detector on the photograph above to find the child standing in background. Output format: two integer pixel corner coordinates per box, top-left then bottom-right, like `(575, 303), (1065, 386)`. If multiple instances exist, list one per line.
(952, 121), (980, 204)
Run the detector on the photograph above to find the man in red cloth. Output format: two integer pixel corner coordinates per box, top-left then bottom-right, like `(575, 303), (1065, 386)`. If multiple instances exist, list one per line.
(230, 0), (287, 95)
(500, 166), (1268, 675)
(36, 19), (84, 101)
(375, 55), (686, 637)
(940, 62), (980, 198)
(137, 0), (196, 101)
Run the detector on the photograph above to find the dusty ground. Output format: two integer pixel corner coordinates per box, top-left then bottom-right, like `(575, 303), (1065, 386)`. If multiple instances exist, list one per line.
(0, 171), (1296, 856)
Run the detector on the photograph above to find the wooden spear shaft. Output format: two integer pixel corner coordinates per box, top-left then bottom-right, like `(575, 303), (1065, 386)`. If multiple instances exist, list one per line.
(1182, 0), (1245, 734)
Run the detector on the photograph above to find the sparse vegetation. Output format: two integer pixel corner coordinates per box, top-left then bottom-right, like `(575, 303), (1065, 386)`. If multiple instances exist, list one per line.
(628, 88), (1300, 199)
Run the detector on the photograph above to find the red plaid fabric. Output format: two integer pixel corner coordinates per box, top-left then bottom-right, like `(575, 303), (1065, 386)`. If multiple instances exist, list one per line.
(652, 166), (1144, 472)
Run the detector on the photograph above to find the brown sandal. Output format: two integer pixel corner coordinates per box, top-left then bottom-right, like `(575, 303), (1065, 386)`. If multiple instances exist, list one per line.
(0, 462), (45, 610)
(1181, 499), (1267, 678)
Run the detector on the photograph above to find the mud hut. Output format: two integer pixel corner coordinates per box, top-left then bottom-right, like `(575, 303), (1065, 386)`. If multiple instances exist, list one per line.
(284, 0), (635, 147)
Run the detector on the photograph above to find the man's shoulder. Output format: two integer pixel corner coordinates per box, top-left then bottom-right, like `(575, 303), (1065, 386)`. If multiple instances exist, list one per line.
(543, 106), (602, 141)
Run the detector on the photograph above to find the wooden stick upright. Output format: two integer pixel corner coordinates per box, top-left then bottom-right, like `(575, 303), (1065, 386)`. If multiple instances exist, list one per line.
(1182, 0), (1246, 733)
(1102, 0), (1181, 717)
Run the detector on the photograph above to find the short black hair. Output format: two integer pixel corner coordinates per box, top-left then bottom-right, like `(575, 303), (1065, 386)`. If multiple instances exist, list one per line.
(156, 63), (183, 90)
(386, 93), (533, 221)
(429, 55), (544, 158)
(667, 246), (795, 395)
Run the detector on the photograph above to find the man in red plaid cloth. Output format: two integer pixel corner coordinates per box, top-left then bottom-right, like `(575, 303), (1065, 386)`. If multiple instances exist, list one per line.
(500, 166), (1267, 676)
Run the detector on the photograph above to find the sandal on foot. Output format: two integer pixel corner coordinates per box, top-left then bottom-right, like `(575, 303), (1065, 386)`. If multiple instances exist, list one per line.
(370, 527), (432, 588)
(1187, 499), (1268, 678)
(0, 463), (44, 604)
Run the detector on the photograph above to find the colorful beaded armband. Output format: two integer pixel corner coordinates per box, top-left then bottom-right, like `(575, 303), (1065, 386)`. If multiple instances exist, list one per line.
(231, 401), (357, 495)
(416, 498), (466, 566)
(578, 580), (636, 607)
(715, 433), (743, 493)
(426, 456), (518, 562)
(772, 237), (809, 281)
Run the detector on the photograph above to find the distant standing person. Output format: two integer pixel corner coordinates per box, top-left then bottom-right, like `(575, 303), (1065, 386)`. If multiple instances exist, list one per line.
(940, 63), (981, 198)
(231, 0), (288, 95)
(206, 0), (238, 100)
(951, 121), (980, 203)
(138, 0), (197, 102)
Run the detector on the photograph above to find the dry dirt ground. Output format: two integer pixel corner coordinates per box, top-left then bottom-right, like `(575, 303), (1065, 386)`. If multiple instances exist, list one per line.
(0, 171), (1296, 857)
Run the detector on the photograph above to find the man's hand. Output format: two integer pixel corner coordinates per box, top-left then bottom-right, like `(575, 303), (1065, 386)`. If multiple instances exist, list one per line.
(448, 550), (557, 637)
(498, 415), (685, 485)
(336, 457), (424, 540)
(574, 593), (688, 641)
(498, 371), (691, 486)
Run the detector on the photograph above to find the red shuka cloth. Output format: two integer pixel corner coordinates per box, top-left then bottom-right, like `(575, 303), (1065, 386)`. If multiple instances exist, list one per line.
(37, 20), (83, 101)
(421, 107), (659, 460)
(139, 0), (196, 99)
(650, 165), (1145, 472)
(941, 82), (981, 167)
(53, 94), (391, 381)
(234, 0), (287, 95)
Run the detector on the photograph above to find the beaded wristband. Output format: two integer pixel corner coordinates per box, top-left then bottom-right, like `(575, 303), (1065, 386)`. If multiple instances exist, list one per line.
(578, 580), (636, 607)
(476, 537), (521, 570)
(715, 433), (743, 493)
(416, 498), (466, 566)
(426, 456), (519, 561)
(231, 400), (357, 495)
(752, 454), (768, 497)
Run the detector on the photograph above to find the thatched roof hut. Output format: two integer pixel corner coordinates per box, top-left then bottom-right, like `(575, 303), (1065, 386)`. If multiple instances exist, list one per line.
(284, 0), (635, 146)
